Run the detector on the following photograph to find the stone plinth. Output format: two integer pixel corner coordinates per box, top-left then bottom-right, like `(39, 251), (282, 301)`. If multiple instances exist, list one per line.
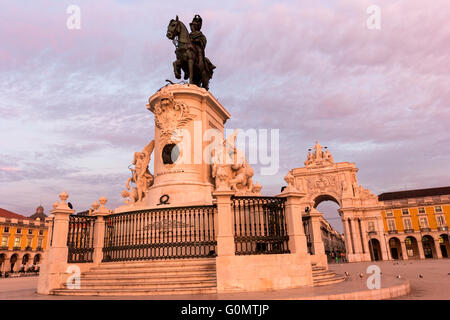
(142, 84), (230, 208)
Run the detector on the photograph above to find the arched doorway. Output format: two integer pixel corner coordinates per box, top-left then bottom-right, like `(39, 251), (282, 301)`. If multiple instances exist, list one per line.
(422, 235), (436, 259)
(33, 254), (41, 265)
(405, 236), (419, 259)
(389, 237), (402, 260)
(438, 234), (449, 258)
(10, 254), (18, 272)
(368, 238), (382, 261)
(22, 254), (30, 265)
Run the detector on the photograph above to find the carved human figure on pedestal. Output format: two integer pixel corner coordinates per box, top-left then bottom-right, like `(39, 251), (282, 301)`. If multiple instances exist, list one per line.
(122, 139), (155, 204)
(211, 129), (261, 195)
(305, 140), (334, 167)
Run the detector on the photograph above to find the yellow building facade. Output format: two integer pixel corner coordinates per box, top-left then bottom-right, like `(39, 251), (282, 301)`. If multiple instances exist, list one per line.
(0, 206), (49, 274)
(379, 187), (450, 260)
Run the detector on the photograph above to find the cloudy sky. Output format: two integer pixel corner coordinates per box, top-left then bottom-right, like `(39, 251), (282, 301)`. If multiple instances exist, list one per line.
(1, 0), (449, 231)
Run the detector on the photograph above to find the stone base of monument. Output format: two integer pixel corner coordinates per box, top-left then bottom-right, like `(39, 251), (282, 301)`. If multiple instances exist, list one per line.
(38, 85), (343, 296)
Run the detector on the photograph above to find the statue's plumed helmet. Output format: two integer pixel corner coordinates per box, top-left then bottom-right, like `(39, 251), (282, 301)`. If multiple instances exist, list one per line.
(190, 14), (202, 29)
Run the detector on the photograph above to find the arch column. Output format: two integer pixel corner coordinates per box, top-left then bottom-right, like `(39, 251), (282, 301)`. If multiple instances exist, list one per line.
(417, 239), (426, 259)
(349, 218), (363, 260)
(434, 239), (443, 259)
(400, 240), (409, 260)
(341, 217), (354, 259)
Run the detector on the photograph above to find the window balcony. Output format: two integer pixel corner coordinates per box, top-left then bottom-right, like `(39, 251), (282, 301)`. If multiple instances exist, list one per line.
(404, 229), (415, 234)
(437, 226), (448, 232)
(0, 246), (9, 250)
(368, 231), (377, 236)
(388, 230), (398, 234)
(420, 227), (431, 232)
(25, 246), (32, 251)
(36, 247), (43, 251)
(13, 246), (21, 251)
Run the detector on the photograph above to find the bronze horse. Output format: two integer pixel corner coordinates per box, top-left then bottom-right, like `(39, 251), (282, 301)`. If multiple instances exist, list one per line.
(166, 16), (215, 90)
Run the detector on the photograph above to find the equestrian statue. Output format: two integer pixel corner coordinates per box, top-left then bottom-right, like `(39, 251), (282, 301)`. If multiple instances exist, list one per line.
(166, 15), (216, 90)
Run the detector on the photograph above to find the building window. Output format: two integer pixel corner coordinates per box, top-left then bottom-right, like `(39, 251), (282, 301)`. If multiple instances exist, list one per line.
(418, 207), (425, 214)
(39, 229), (43, 235)
(28, 229), (33, 235)
(437, 215), (446, 227)
(435, 206), (443, 213)
(402, 209), (409, 215)
(16, 228), (21, 234)
(3, 227), (9, 233)
(388, 219), (396, 231)
(368, 222), (375, 232)
(38, 239), (43, 248)
(403, 218), (412, 230)
(386, 211), (393, 217)
(14, 237), (20, 248)
(26, 238), (32, 247)
(419, 217), (428, 228)
(1, 237), (8, 247)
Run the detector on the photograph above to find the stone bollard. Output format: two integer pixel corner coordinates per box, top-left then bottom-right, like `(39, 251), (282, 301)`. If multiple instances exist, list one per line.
(91, 196), (111, 265)
(37, 191), (74, 294)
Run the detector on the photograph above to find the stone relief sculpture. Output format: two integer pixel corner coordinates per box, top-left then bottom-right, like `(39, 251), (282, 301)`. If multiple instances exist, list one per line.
(154, 87), (196, 143)
(211, 129), (261, 195)
(122, 139), (155, 205)
(304, 140), (334, 167)
(282, 170), (299, 193)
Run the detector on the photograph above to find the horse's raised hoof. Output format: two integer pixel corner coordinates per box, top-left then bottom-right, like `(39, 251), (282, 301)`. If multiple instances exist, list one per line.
(184, 73), (189, 80)
(175, 73), (181, 79)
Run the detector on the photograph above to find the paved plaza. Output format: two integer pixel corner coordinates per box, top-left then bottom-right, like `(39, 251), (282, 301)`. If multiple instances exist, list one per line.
(0, 259), (448, 300)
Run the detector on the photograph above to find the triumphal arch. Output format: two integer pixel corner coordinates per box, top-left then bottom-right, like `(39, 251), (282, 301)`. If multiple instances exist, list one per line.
(285, 141), (387, 263)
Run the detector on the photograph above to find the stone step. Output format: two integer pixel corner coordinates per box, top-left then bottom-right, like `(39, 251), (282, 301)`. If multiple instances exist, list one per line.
(51, 286), (217, 296)
(93, 258), (216, 270)
(313, 275), (346, 287)
(80, 273), (216, 283)
(312, 266), (327, 272)
(80, 271), (216, 282)
(85, 265), (215, 276)
(64, 279), (217, 290)
(312, 271), (337, 280)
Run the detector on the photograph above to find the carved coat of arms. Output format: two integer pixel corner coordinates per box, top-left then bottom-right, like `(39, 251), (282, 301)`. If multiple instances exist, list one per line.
(154, 88), (196, 143)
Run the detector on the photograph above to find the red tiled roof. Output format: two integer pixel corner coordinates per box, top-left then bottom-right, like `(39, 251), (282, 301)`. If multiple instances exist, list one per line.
(0, 208), (30, 220)
(378, 186), (450, 201)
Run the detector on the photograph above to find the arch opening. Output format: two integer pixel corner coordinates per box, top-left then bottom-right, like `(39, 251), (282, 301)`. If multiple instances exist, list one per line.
(314, 197), (346, 262)
(388, 237), (402, 260)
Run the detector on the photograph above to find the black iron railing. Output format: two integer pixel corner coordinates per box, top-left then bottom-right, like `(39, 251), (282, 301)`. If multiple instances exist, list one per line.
(232, 196), (289, 255)
(102, 205), (217, 262)
(67, 215), (96, 263)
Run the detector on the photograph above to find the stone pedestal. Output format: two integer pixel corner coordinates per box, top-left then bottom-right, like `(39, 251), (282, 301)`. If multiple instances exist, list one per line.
(37, 192), (74, 294)
(141, 84), (231, 209)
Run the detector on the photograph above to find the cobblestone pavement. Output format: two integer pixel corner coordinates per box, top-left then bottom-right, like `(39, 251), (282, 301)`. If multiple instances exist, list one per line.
(0, 259), (448, 300)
